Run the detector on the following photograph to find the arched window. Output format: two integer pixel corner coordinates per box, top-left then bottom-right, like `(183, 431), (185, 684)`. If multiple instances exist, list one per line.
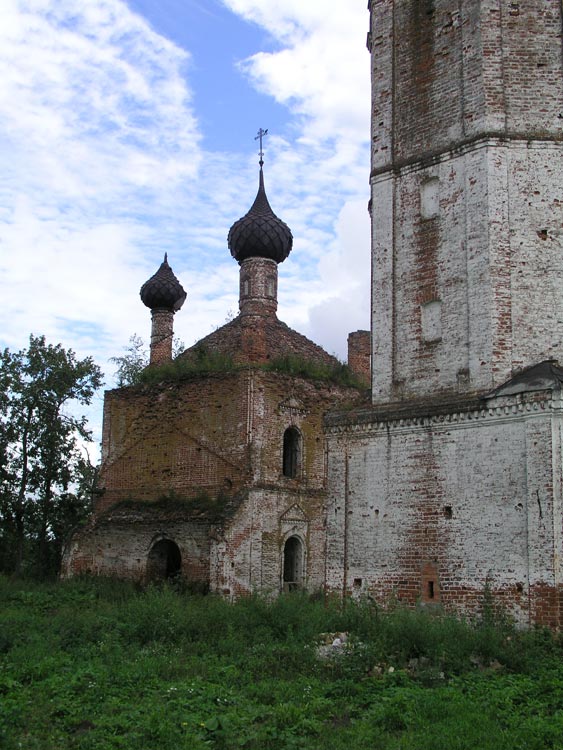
(282, 427), (301, 478)
(266, 275), (276, 297)
(242, 276), (250, 297)
(147, 539), (182, 581)
(283, 536), (304, 591)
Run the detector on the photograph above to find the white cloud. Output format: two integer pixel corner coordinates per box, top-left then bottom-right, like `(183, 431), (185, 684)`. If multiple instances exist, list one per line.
(0, 0), (202, 355)
(279, 199), (370, 357)
(0, 0), (201, 214)
(223, 0), (370, 142)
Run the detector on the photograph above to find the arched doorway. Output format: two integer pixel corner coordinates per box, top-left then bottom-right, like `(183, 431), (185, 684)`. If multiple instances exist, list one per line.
(283, 536), (304, 592)
(147, 539), (182, 581)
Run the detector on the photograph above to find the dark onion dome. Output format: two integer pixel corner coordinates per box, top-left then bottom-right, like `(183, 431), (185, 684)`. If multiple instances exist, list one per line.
(140, 253), (187, 311)
(228, 167), (293, 264)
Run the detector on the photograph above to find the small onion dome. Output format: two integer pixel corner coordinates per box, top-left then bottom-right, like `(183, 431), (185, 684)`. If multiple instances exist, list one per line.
(228, 167), (293, 264)
(140, 253), (187, 311)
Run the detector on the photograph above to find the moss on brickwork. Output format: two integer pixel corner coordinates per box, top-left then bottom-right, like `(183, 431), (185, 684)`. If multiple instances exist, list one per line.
(103, 489), (240, 523)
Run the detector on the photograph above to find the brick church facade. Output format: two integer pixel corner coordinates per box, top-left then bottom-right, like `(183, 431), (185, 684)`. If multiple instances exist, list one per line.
(65, 0), (563, 627)
(62, 163), (369, 597)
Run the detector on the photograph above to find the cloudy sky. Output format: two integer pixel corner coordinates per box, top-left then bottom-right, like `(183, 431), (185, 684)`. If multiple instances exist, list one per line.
(0, 0), (371, 440)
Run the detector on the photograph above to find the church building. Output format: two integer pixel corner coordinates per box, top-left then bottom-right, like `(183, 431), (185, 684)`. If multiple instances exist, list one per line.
(62, 158), (368, 597)
(65, 1), (563, 627)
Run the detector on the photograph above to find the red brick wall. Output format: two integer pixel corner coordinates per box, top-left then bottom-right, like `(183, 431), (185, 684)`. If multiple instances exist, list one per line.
(178, 310), (342, 368)
(347, 330), (370, 386)
(149, 309), (174, 365)
(98, 373), (252, 512)
(66, 366), (363, 596)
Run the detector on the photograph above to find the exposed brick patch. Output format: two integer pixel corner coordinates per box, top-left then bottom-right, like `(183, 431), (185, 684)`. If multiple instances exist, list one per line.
(148, 309), (174, 365)
(347, 331), (371, 386)
(179, 315), (341, 369)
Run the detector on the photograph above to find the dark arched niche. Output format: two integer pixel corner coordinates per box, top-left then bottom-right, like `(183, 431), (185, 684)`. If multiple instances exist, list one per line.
(283, 536), (304, 591)
(147, 539), (182, 581)
(282, 427), (301, 478)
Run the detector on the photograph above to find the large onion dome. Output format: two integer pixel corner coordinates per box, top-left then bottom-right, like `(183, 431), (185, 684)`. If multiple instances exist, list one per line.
(228, 167), (293, 264)
(140, 254), (187, 311)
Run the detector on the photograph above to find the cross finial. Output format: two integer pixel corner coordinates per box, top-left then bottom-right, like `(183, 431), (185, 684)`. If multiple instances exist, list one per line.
(255, 128), (268, 167)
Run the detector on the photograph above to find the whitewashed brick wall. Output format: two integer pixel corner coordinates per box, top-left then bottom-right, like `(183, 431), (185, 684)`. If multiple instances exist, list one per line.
(370, 0), (563, 403)
(325, 393), (563, 625)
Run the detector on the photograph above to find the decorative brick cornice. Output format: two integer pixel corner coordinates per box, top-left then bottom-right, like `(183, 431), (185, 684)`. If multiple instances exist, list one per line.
(325, 391), (563, 436)
(370, 136), (563, 181)
(370, 133), (563, 184)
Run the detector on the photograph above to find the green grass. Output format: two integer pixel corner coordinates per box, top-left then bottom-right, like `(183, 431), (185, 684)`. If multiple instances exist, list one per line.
(263, 355), (364, 388)
(138, 347), (237, 385)
(1, 577), (563, 749)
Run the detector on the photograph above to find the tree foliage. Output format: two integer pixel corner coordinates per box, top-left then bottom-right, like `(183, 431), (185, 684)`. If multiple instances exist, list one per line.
(109, 333), (147, 387)
(0, 335), (103, 577)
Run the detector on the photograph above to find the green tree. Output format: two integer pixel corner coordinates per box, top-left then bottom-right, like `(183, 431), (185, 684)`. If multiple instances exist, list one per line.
(0, 335), (103, 577)
(110, 333), (185, 386)
(110, 333), (147, 387)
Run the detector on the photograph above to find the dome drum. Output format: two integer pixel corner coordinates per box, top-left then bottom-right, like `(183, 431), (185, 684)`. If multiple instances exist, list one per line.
(239, 257), (278, 317)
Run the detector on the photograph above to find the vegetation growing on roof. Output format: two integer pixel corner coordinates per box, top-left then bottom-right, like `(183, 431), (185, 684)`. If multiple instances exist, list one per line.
(111, 334), (186, 386)
(264, 355), (365, 388)
(132, 348), (365, 389)
(137, 347), (238, 385)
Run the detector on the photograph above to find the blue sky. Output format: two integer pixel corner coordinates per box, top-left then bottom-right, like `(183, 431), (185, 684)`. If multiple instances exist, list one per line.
(126, 0), (292, 150)
(0, 0), (371, 442)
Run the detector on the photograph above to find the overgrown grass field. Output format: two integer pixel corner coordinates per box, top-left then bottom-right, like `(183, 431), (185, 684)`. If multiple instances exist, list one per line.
(1, 577), (563, 749)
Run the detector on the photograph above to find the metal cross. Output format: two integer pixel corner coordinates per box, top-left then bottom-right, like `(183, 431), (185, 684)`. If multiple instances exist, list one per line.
(255, 128), (268, 165)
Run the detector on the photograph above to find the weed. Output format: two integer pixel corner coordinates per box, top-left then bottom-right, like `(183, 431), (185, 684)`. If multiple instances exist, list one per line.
(138, 347), (238, 385)
(264, 355), (364, 388)
(131, 347), (365, 390)
(1, 577), (563, 749)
